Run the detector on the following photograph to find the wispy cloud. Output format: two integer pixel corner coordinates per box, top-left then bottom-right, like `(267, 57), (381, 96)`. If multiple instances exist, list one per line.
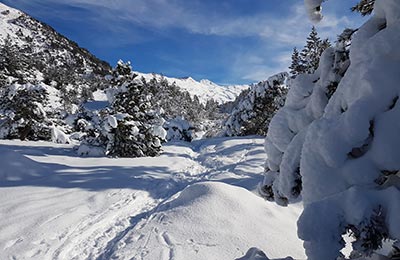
(225, 3), (364, 82)
(7, 0), (359, 41)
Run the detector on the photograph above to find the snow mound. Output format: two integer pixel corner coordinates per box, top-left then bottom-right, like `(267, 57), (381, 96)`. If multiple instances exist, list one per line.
(110, 182), (305, 260)
(236, 247), (295, 260)
(236, 248), (270, 260)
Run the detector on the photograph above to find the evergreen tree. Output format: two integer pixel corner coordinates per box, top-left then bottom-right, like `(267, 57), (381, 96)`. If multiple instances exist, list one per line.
(319, 38), (332, 56)
(222, 72), (288, 137)
(0, 35), (20, 78)
(79, 61), (166, 157)
(290, 27), (331, 77)
(142, 75), (215, 141)
(265, 1), (400, 259)
(300, 26), (323, 74)
(288, 47), (304, 77)
(0, 84), (50, 140)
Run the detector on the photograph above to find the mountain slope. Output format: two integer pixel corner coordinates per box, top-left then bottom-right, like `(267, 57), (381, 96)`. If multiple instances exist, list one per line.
(0, 2), (111, 76)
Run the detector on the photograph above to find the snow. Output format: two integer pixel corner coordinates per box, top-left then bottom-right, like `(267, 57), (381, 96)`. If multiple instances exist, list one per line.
(304, 0), (324, 22)
(111, 182), (304, 260)
(51, 126), (70, 144)
(107, 115), (118, 129)
(0, 3), (28, 46)
(136, 72), (249, 105)
(261, 0), (400, 259)
(84, 90), (109, 110)
(301, 0), (400, 204)
(222, 72), (288, 137)
(0, 137), (305, 260)
(298, 187), (400, 260)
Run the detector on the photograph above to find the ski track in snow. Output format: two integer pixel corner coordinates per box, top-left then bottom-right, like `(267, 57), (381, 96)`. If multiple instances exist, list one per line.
(0, 136), (269, 260)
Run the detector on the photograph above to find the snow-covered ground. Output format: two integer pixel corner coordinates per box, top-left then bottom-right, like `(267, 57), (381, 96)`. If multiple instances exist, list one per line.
(0, 137), (305, 260)
(0, 3), (28, 45)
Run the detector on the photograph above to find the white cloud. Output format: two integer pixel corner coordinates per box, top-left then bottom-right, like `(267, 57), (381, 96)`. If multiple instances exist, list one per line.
(6, 0), (367, 84)
(14, 0), (358, 42)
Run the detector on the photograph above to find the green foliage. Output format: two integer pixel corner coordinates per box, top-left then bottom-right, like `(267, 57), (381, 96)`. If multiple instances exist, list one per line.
(289, 27), (331, 77)
(223, 72), (288, 137)
(0, 84), (51, 140)
(241, 84), (287, 136)
(347, 206), (388, 257)
(144, 75), (215, 137)
(79, 61), (165, 158)
(289, 47), (303, 77)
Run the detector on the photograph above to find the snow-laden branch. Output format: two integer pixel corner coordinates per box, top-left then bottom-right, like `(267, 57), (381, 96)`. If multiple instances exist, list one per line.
(304, 0), (325, 22)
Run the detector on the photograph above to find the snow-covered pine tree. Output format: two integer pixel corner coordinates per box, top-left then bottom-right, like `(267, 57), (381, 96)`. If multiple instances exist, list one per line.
(222, 72), (288, 137)
(262, 0), (400, 259)
(259, 28), (354, 204)
(0, 35), (19, 79)
(288, 47), (304, 77)
(79, 60), (166, 157)
(164, 116), (195, 142)
(319, 38), (332, 55)
(0, 83), (51, 140)
(300, 26), (331, 74)
(289, 27), (330, 77)
(0, 35), (34, 84)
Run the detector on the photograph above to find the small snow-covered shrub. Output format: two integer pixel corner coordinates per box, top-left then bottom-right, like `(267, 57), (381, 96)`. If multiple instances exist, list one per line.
(164, 116), (194, 142)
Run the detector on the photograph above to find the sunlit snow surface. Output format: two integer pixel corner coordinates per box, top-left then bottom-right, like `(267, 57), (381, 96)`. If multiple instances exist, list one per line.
(0, 137), (305, 260)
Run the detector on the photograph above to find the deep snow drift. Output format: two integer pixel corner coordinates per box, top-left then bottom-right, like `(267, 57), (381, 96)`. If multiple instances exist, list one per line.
(0, 137), (305, 260)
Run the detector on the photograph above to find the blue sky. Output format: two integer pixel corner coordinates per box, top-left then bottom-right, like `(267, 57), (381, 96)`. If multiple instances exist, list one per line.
(1, 0), (366, 84)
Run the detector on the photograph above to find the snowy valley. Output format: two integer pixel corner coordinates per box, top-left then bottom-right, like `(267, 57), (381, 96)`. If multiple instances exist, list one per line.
(0, 137), (304, 260)
(1, 0), (400, 259)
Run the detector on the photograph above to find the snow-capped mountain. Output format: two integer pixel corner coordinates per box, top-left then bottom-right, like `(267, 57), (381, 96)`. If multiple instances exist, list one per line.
(136, 72), (249, 105)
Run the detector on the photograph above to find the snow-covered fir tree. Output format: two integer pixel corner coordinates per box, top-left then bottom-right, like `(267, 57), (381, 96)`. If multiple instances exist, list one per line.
(288, 27), (331, 78)
(78, 61), (166, 157)
(261, 0), (400, 259)
(299, 26), (331, 75)
(222, 72), (288, 137)
(163, 116), (195, 142)
(0, 83), (51, 140)
(288, 47), (303, 77)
